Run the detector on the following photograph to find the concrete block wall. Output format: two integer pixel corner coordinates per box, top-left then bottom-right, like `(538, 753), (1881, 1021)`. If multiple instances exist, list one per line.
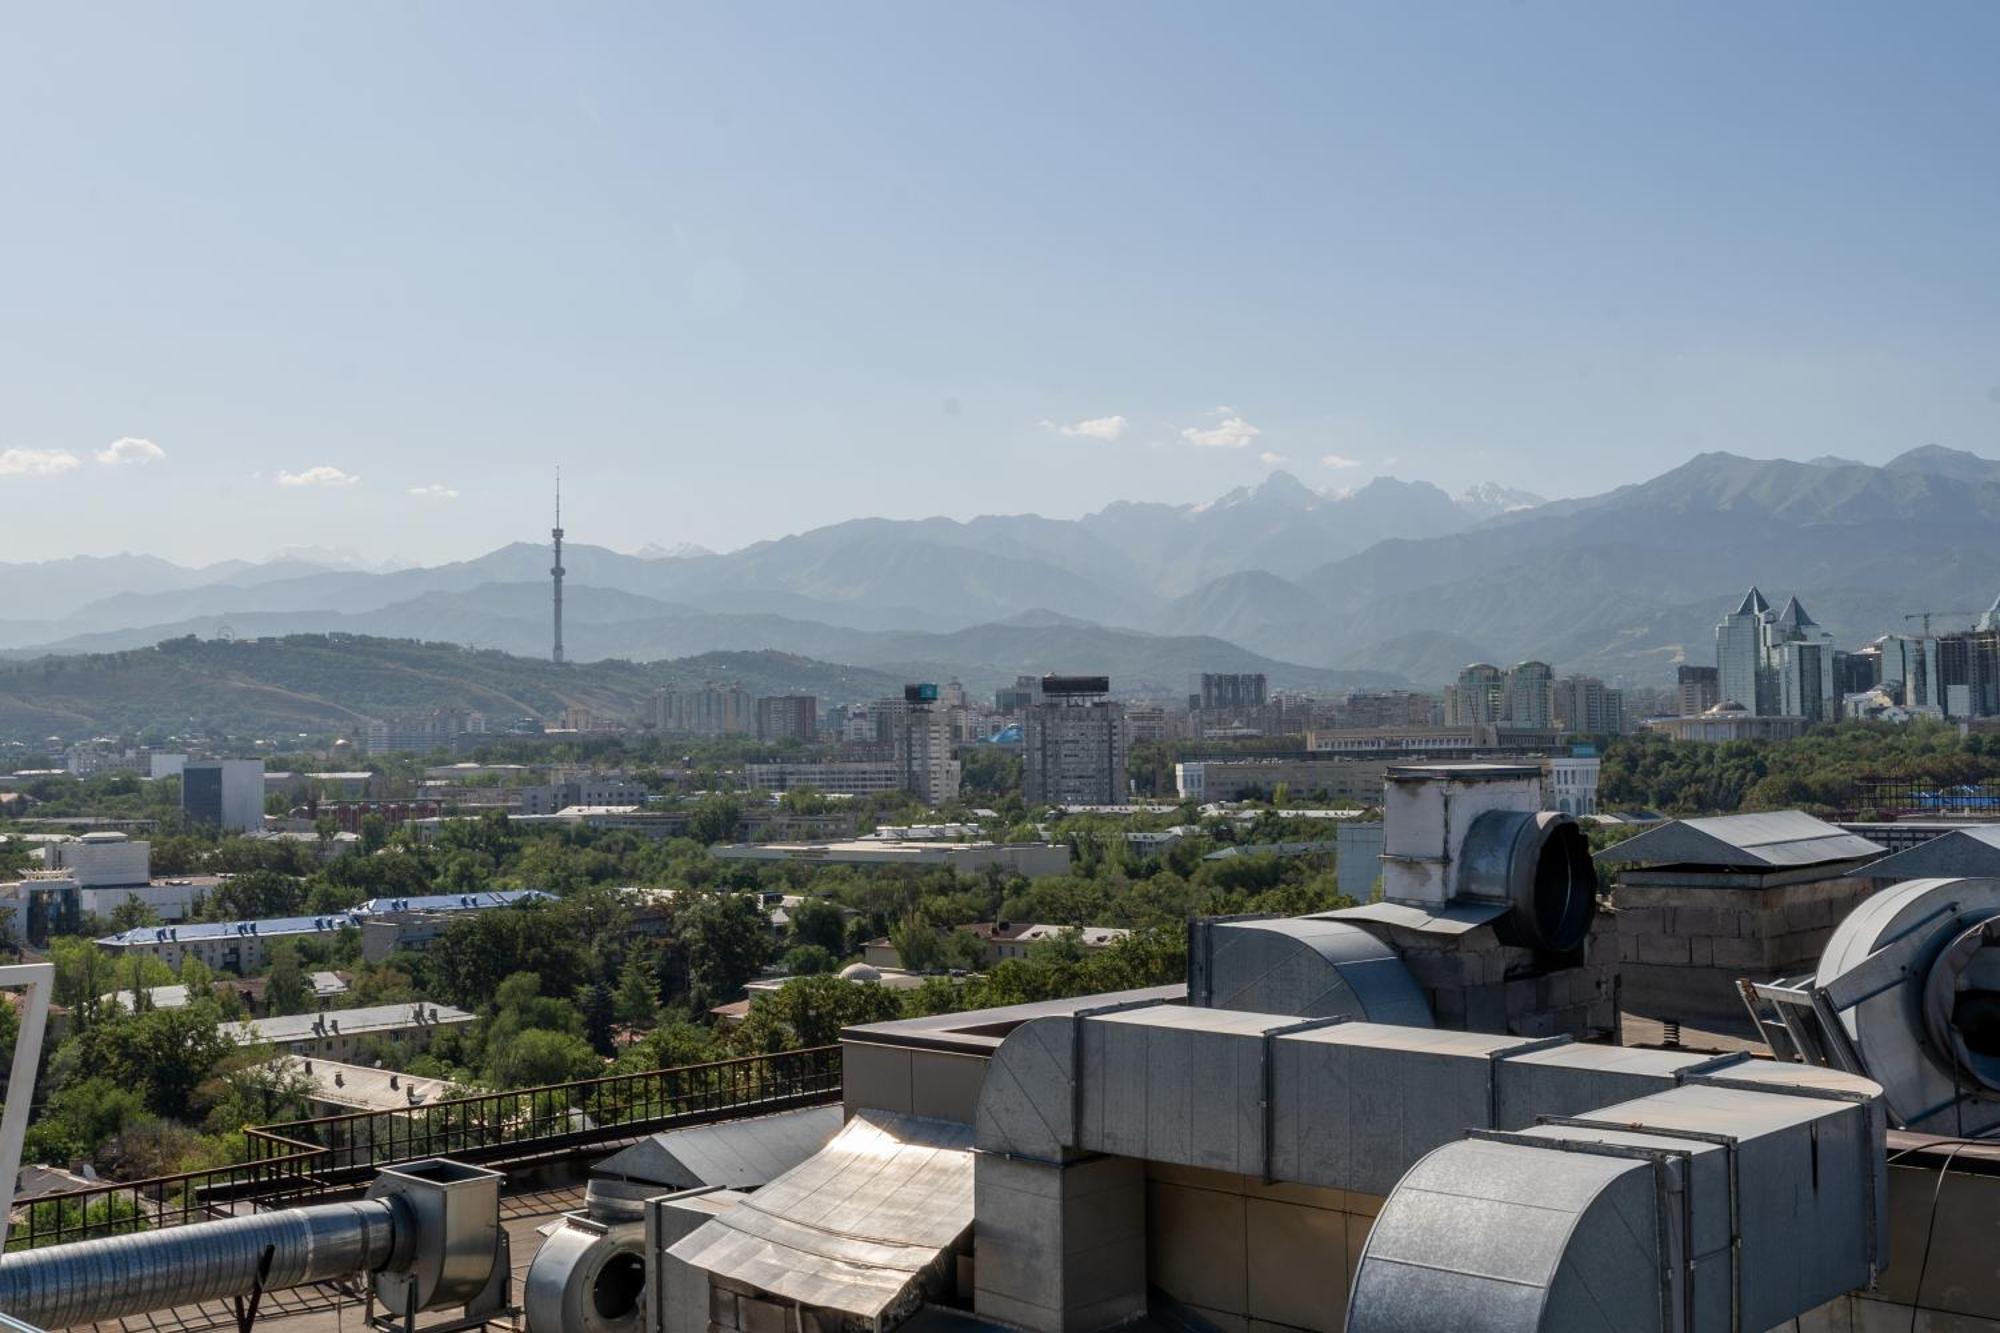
(1145, 1162), (1381, 1333)
(1616, 874), (1878, 1028)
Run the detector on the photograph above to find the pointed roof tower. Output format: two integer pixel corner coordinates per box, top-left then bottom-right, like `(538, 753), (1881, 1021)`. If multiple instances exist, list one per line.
(1773, 595), (1815, 631)
(1734, 586), (1771, 618)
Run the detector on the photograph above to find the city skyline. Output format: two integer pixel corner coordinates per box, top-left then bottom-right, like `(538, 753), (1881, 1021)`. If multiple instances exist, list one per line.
(9, 5), (2000, 563)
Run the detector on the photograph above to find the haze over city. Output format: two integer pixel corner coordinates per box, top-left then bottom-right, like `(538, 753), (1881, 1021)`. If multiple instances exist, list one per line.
(9, 3), (2000, 563)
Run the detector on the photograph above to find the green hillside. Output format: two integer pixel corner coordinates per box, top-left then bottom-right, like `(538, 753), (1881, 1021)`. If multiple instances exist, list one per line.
(0, 635), (904, 741)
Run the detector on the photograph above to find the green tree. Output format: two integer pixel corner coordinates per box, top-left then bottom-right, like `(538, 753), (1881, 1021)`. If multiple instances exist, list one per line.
(577, 979), (617, 1056)
(674, 892), (771, 1002)
(490, 1027), (600, 1088)
(687, 795), (743, 846)
(786, 897), (848, 956)
(730, 975), (903, 1053)
(614, 951), (660, 1028)
(781, 944), (838, 976)
(20, 1076), (147, 1166)
(59, 1005), (233, 1121)
(263, 942), (310, 1016)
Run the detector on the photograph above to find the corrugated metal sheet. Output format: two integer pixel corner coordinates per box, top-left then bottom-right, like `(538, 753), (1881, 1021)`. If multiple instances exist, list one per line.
(1594, 810), (1882, 869)
(1857, 825), (2000, 879)
(665, 1111), (973, 1319)
(592, 1104), (840, 1190)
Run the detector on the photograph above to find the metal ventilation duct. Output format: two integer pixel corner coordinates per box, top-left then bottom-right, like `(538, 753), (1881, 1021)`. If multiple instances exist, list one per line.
(0, 1158), (503, 1330)
(0, 1200), (399, 1329)
(1350, 1078), (1885, 1332)
(1188, 916), (1433, 1025)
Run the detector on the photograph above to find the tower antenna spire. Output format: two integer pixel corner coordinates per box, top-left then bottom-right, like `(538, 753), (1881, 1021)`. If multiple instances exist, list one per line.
(551, 469), (566, 665)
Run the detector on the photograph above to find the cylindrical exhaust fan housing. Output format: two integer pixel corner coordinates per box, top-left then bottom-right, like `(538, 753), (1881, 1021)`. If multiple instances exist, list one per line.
(1460, 808), (1599, 954)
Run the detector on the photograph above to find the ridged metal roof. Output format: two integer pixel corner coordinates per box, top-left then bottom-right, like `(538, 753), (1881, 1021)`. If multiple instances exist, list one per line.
(1595, 810), (1882, 869)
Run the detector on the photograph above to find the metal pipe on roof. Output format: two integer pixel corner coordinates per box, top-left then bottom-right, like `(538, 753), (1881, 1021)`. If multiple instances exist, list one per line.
(0, 1199), (400, 1328)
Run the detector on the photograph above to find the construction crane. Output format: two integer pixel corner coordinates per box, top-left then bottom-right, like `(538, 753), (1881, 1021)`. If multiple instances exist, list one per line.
(1904, 609), (1980, 636)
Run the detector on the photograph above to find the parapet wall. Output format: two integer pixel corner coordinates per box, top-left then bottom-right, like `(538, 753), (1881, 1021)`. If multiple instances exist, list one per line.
(1616, 871), (1877, 1029)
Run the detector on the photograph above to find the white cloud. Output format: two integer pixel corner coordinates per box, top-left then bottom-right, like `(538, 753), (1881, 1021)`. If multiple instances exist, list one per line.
(1181, 415), (1261, 449)
(407, 483), (459, 500)
(277, 465), (360, 488)
(0, 448), (81, 477)
(96, 436), (165, 466)
(1041, 414), (1129, 441)
(1258, 451), (1288, 467)
(1321, 453), (1363, 469)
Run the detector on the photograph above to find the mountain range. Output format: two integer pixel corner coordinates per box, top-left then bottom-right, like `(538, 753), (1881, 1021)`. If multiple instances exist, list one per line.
(4, 447), (2000, 711)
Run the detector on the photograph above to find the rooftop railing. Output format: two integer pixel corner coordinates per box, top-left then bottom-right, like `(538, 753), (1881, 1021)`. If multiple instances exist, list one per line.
(7, 1045), (842, 1251)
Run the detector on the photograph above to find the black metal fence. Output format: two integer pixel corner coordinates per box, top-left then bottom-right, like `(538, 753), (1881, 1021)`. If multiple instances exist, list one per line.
(7, 1045), (842, 1252)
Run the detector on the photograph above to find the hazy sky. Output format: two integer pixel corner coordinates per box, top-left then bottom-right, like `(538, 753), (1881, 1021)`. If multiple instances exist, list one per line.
(6, 3), (2000, 565)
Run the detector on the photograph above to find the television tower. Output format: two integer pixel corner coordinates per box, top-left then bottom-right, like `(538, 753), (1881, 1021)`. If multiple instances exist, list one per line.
(551, 469), (566, 665)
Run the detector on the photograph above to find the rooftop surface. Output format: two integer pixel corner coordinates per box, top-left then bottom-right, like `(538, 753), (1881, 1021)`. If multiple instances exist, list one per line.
(222, 1002), (475, 1046)
(1594, 810), (1885, 869)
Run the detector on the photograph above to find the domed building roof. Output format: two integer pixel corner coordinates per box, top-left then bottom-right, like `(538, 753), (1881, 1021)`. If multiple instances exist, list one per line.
(839, 962), (882, 983)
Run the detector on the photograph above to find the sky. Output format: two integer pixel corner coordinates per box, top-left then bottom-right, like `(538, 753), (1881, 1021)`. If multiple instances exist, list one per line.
(6, 3), (2000, 565)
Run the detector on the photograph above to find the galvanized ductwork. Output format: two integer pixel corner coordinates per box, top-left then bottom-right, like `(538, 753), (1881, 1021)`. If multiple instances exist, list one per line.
(1350, 1074), (1886, 1331)
(1187, 916), (1433, 1025)
(0, 1199), (399, 1329)
(969, 1004), (1885, 1332)
(0, 1158), (504, 1330)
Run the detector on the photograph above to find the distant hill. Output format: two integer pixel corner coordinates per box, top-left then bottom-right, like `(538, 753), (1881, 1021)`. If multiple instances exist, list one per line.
(0, 637), (904, 741)
(0, 623), (1397, 742)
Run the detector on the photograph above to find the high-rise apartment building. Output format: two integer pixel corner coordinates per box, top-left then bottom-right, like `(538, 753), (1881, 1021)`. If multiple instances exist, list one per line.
(1552, 675), (1625, 736)
(755, 695), (819, 743)
(1502, 661), (1556, 730)
(1767, 597), (1838, 723)
(1676, 665), (1720, 717)
(1024, 676), (1128, 806)
(363, 708), (488, 756)
(1713, 587), (1841, 721)
(1444, 664), (1506, 726)
(1445, 662), (1555, 729)
(650, 683), (751, 736)
(1190, 673), (1268, 713)
(182, 759), (266, 833)
(893, 683), (961, 807)
(1336, 691), (1442, 729)
(994, 676), (1043, 714)
(1715, 587), (1773, 714)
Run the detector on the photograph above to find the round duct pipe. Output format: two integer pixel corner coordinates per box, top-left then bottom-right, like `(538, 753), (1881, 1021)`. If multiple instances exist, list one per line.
(1460, 809), (1597, 954)
(0, 1199), (400, 1330)
(0, 1157), (503, 1331)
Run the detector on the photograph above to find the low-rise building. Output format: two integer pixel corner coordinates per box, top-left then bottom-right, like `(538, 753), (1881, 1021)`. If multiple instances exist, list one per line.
(1645, 703), (1810, 743)
(962, 921), (1129, 963)
(743, 762), (906, 798)
(1174, 758), (1388, 803)
(221, 1002), (475, 1061)
(96, 913), (357, 971)
(1542, 751), (1601, 816)
(712, 839), (1070, 878)
(275, 1056), (456, 1116)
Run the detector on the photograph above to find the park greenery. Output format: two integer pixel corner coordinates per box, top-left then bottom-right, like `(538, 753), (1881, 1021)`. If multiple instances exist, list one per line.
(1, 795), (1349, 1201)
